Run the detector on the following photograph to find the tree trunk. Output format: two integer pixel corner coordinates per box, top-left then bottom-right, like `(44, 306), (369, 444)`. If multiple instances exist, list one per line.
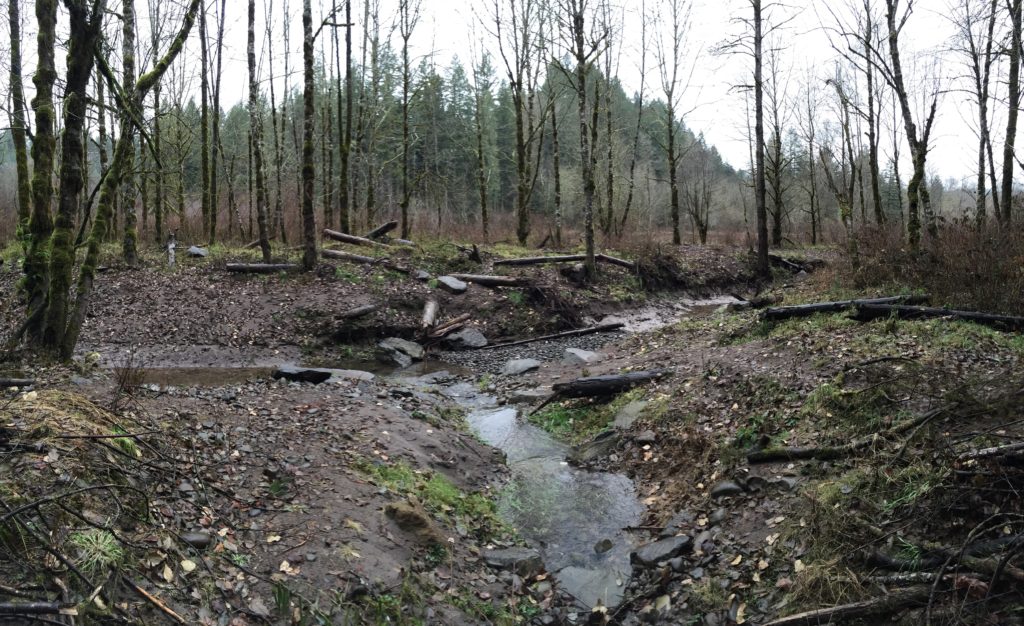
(300, 0), (318, 271)
(24, 0), (58, 341)
(267, 20), (287, 245)
(475, 60), (490, 241)
(753, 0), (770, 277)
(552, 97), (562, 247)
(571, 3), (597, 278)
(864, 8), (884, 225)
(248, 0), (272, 262)
(151, 7), (163, 243)
(339, 0), (353, 232)
(210, 0), (226, 243)
(1002, 0), (1022, 223)
(668, 103), (681, 245)
(121, 0), (139, 266)
(8, 0), (31, 236)
(199, 3), (210, 240)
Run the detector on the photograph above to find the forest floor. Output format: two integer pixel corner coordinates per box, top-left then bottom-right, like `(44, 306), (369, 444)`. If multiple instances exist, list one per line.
(1, 238), (1022, 625)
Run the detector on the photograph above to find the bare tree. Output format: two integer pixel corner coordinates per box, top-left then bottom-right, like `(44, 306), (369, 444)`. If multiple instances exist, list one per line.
(680, 135), (718, 244)
(248, 0), (272, 262)
(7, 0), (30, 236)
(399, 0), (421, 239)
(301, 0), (317, 269)
(1001, 0), (1022, 222)
(795, 69), (822, 243)
(619, 0), (648, 233)
(655, 0), (692, 246)
(821, 68), (860, 267)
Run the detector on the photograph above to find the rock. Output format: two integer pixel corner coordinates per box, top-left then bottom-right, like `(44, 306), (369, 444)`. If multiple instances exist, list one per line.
(377, 337), (425, 367)
(745, 475), (768, 492)
(668, 557), (685, 572)
(635, 430), (657, 445)
(693, 530), (714, 555)
(612, 400), (648, 429)
(187, 246), (208, 258)
(442, 328), (488, 350)
(482, 548), (544, 578)
(769, 476), (799, 492)
(436, 276), (468, 294)
(562, 348), (602, 365)
(271, 366), (332, 384)
(631, 535), (692, 567)
(568, 430), (620, 464)
(710, 480), (744, 499)
(556, 566), (627, 609)
(413, 269), (432, 282)
(501, 358), (541, 376)
(384, 499), (445, 545)
(690, 566), (705, 579)
(709, 508), (728, 525)
(660, 511), (694, 537)
(181, 531), (213, 549)
(508, 388), (551, 404)
(594, 539), (613, 554)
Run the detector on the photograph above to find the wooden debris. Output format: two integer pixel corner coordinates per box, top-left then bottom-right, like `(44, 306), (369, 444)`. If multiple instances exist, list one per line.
(364, 220), (398, 240)
(768, 253), (826, 274)
(851, 303), (1024, 331)
(428, 313), (472, 339)
(761, 295), (929, 321)
(321, 249), (410, 274)
(476, 322), (625, 350)
(337, 304), (379, 320)
(323, 228), (389, 248)
(761, 586), (933, 626)
(421, 299), (439, 332)
(0, 602), (73, 616)
(225, 263), (299, 274)
(122, 575), (185, 624)
(551, 369), (672, 399)
(493, 253), (636, 271)
(448, 273), (525, 288)
(0, 378), (35, 388)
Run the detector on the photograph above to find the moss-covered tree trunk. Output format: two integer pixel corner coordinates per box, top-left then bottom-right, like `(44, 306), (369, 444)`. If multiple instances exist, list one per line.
(121, 0), (139, 265)
(248, 0), (272, 262)
(210, 0), (226, 243)
(41, 0), (102, 350)
(300, 0), (317, 270)
(151, 4), (164, 243)
(8, 0), (31, 237)
(199, 2), (211, 240)
(24, 0), (58, 341)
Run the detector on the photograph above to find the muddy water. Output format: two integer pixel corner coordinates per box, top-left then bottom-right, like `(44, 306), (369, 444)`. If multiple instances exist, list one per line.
(436, 382), (643, 610)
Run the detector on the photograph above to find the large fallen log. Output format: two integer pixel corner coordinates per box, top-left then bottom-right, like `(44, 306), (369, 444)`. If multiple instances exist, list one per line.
(321, 249), (410, 274)
(851, 303), (1024, 331)
(761, 295), (929, 321)
(364, 220), (398, 240)
(551, 369), (672, 399)
(449, 273), (525, 288)
(0, 378), (35, 388)
(760, 586), (934, 626)
(225, 263), (299, 274)
(476, 322), (625, 350)
(493, 253), (636, 271)
(337, 304), (379, 320)
(323, 228), (389, 248)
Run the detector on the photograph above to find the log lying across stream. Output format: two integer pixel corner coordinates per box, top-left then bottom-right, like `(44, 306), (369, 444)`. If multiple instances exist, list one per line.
(493, 252), (637, 271)
(851, 303), (1024, 331)
(551, 369), (672, 398)
(448, 273), (525, 288)
(225, 263), (299, 274)
(476, 322), (625, 350)
(761, 295), (929, 321)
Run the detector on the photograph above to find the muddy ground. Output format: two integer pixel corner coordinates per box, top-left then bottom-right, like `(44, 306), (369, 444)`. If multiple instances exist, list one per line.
(2, 242), (1022, 625)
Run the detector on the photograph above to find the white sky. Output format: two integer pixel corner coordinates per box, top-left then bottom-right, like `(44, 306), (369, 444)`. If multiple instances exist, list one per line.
(5, 0), (1016, 182)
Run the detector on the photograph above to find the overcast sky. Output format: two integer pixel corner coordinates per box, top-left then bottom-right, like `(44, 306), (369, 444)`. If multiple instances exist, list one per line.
(5, 0), (1017, 183)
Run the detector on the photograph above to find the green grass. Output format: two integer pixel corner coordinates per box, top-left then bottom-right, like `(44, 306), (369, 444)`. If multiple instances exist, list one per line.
(69, 529), (124, 575)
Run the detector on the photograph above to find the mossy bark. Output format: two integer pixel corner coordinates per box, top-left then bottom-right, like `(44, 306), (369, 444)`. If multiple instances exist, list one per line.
(8, 0), (32, 237)
(248, 0), (272, 263)
(121, 0), (139, 265)
(300, 0), (317, 271)
(24, 0), (58, 341)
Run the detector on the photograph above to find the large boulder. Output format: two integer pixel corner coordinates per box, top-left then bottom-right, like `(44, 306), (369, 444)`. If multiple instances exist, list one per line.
(502, 358), (541, 376)
(442, 328), (488, 350)
(436, 276), (468, 294)
(377, 338), (424, 367)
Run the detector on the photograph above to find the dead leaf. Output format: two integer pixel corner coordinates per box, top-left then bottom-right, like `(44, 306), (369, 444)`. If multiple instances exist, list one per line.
(731, 555), (743, 566)
(162, 564), (174, 582)
(266, 535), (282, 544)
(248, 597), (271, 617)
(180, 559), (197, 573)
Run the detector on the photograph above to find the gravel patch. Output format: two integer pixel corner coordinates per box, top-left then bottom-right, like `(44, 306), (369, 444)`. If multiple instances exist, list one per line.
(435, 331), (626, 374)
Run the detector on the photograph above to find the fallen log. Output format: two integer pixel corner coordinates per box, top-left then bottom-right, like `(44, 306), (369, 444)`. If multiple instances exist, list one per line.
(225, 263), (299, 274)
(760, 586), (934, 626)
(851, 303), (1024, 331)
(421, 299), (439, 332)
(768, 253), (826, 274)
(551, 369), (672, 399)
(476, 322), (625, 350)
(364, 220), (398, 240)
(493, 252), (637, 271)
(0, 602), (72, 616)
(449, 273), (525, 288)
(957, 441), (1024, 461)
(244, 236), (276, 249)
(0, 378), (35, 388)
(761, 295), (930, 321)
(337, 304), (379, 320)
(428, 313), (472, 339)
(321, 249), (410, 274)
(323, 228), (389, 248)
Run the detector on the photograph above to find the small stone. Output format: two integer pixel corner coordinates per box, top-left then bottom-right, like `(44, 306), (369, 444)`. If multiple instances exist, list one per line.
(562, 348), (602, 365)
(769, 476), (799, 492)
(482, 548), (544, 578)
(612, 400), (648, 429)
(436, 276), (468, 294)
(304, 552), (317, 562)
(631, 535), (692, 567)
(668, 557), (685, 572)
(442, 328), (488, 350)
(710, 480), (744, 499)
(187, 245), (209, 258)
(181, 531), (213, 549)
(594, 539), (613, 554)
(635, 430), (657, 445)
(690, 566), (705, 579)
(745, 475), (768, 492)
(508, 388), (551, 404)
(502, 358), (541, 376)
(709, 508), (728, 525)
(413, 269), (432, 282)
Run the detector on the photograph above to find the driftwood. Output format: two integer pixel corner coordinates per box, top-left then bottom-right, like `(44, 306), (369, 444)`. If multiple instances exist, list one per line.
(747, 407), (945, 463)
(761, 586), (933, 626)
(449, 273), (525, 288)
(493, 252), (637, 271)
(476, 322), (625, 350)
(337, 304), (379, 320)
(0, 378), (35, 388)
(421, 299), (439, 332)
(428, 313), (472, 339)
(364, 220), (398, 240)
(225, 263), (299, 274)
(851, 303), (1024, 331)
(761, 295), (929, 321)
(532, 369), (671, 414)
(323, 228), (389, 248)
